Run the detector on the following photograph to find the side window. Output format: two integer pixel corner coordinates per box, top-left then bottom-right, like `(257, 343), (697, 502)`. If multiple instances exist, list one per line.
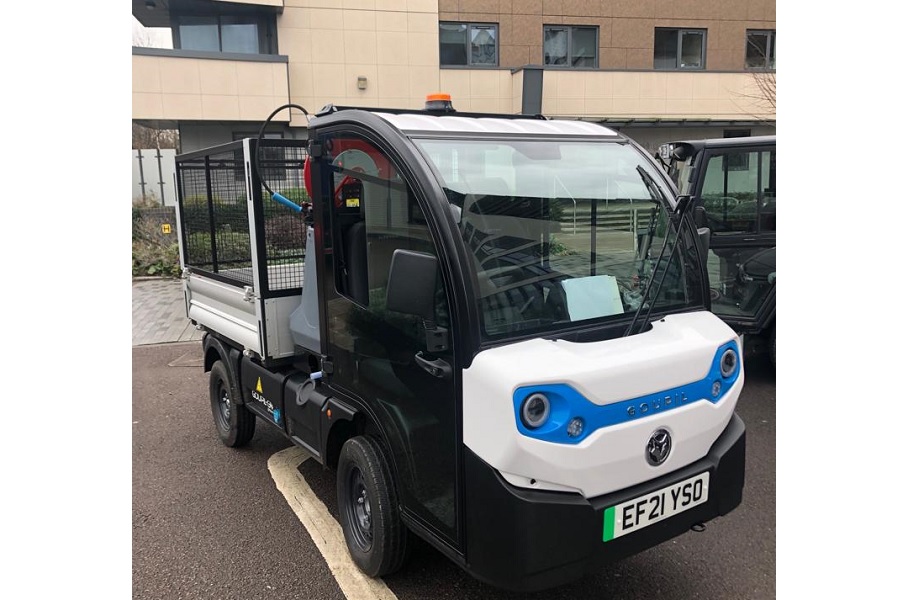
(700, 151), (759, 234)
(324, 133), (446, 322)
(759, 150), (775, 232)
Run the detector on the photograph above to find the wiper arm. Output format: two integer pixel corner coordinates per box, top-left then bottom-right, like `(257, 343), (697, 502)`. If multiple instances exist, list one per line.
(624, 166), (692, 337)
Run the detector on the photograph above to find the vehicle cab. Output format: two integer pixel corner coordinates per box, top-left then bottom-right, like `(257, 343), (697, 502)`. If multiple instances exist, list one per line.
(303, 104), (745, 590)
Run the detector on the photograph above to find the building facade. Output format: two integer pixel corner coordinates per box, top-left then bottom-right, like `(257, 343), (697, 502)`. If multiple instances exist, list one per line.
(132, 0), (775, 153)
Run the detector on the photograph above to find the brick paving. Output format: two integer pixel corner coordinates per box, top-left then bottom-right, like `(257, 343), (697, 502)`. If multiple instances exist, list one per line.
(132, 278), (204, 346)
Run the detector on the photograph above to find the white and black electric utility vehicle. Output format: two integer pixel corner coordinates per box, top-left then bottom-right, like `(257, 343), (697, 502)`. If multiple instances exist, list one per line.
(657, 135), (776, 365)
(174, 97), (746, 592)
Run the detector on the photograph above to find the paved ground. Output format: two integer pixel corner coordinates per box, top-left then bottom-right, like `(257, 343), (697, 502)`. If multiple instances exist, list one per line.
(132, 278), (203, 346)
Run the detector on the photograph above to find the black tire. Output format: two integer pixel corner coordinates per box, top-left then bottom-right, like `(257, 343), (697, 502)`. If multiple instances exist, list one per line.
(336, 436), (408, 577)
(209, 360), (255, 447)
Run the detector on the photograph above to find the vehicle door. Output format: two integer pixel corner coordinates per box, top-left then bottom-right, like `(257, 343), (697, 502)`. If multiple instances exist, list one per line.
(314, 127), (462, 548)
(696, 145), (776, 331)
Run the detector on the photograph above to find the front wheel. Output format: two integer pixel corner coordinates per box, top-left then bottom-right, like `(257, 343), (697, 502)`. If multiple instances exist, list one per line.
(336, 436), (408, 577)
(209, 360), (255, 447)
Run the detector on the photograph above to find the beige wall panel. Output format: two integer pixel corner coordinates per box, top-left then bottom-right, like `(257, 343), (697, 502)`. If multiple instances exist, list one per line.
(344, 0), (377, 9)
(556, 97), (586, 115)
(664, 97), (693, 114)
(407, 66), (442, 98)
(691, 97), (719, 115)
(345, 63), (381, 96)
(133, 92), (164, 118)
(638, 72), (667, 98)
(555, 71), (587, 99)
(439, 69), (472, 97)
(311, 29), (347, 64)
(280, 7), (311, 29)
(312, 63), (348, 97)
(159, 59), (201, 94)
(611, 97), (640, 114)
(610, 71), (640, 98)
(468, 70), (501, 98)
(409, 12), (439, 32)
(691, 73), (719, 99)
(407, 32), (439, 65)
(584, 74), (613, 98)
(469, 97), (503, 112)
(377, 65), (413, 97)
(308, 8), (345, 29)
(638, 97), (668, 114)
(163, 94), (203, 119)
(280, 29), (313, 63)
(439, 0), (458, 11)
(376, 0), (409, 10)
(235, 61), (275, 96)
(376, 31), (410, 64)
(198, 60), (238, 96)
(133, 57), (161, 94)
(345, 30), (379, 64)
(377, 11), (409, 31)
(406, 0), (438, 11)
(344, 9), (377, 30)
(272, 64), (289, 97)
(583, 97), (614, 115)
(201, 95), (241, 120)
(238, 95), (283, 120)
(289, 63), (315, 96)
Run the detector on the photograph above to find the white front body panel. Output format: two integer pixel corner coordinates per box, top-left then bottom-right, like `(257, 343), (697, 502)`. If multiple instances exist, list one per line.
(462, 311), (743, 499)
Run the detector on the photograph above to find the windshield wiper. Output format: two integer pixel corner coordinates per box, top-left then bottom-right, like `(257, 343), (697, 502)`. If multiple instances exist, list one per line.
(624, 166), (693, 337)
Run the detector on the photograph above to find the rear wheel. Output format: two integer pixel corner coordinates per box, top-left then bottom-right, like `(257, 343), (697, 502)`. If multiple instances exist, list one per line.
(336, 436), (408, 577)
(209, 360), (255, 447)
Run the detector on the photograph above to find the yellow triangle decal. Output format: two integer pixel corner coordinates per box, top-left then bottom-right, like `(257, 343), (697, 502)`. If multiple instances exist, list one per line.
(256, 377), (263, 393)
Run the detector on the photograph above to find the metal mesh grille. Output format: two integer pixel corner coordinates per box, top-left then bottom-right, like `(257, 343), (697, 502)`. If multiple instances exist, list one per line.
(177, 144), (253, 286)
(258, 143), (308, 292)
(176, 140), (309, 295)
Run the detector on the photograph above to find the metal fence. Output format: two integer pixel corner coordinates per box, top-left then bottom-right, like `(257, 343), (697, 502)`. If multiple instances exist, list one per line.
(133, 148), (176, 206)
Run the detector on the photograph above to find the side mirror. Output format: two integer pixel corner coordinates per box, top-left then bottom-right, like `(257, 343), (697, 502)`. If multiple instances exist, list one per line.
(697, 227), (711, 265)
(385, 250), (438, 320)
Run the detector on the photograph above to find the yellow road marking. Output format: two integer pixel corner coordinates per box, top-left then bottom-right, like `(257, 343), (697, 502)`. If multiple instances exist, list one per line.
(268, 446), (398, 600)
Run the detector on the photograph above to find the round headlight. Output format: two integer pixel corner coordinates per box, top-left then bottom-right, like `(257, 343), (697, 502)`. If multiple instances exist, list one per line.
(720, 348), (738, 378)
(521, 393), (550, 429)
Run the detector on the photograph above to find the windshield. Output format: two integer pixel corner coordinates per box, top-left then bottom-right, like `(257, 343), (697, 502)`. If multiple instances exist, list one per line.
(415, 138), (704, 341)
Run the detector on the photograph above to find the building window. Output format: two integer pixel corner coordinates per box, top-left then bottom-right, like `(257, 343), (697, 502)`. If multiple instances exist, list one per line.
(654, 28), (706, 70)
(746, 30), (775, 69)
(174, 14), (276, 54)
(439, 22), (498, 67)
(543, 26), (598, 68)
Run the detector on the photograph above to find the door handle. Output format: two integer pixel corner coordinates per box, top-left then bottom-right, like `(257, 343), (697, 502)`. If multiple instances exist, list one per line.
(415, 352), (451, 379)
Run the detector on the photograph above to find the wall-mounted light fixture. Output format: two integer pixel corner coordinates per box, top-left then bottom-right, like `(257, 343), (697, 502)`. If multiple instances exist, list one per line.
(357, 76), (368, 90)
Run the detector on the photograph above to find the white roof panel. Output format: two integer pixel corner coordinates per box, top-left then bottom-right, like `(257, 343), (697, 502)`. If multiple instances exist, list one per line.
(374, 113), (619, 137)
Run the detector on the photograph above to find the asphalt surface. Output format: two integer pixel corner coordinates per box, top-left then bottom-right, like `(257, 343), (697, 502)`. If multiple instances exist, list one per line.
(133, 342), (775, 599)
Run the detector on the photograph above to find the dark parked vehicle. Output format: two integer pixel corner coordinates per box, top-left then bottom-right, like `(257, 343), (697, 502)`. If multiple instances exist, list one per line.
(657, 135), (775, 365)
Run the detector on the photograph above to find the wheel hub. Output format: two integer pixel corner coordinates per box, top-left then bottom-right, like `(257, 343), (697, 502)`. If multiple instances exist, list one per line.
(219, 386), (231, 421)
(347, 467), (373, 550)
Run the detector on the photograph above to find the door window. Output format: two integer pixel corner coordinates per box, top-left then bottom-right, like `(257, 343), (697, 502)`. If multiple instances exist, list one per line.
(320, 132), (458, 539)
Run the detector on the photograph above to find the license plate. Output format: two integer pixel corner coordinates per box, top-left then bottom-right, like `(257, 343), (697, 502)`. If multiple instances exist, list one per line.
(602, 472), (709, 542)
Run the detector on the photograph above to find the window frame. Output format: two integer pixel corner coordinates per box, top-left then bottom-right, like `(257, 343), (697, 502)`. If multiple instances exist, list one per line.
(438, 21), (499, 68)
(653, 28), (708, 70)
(542, 25), (600, 69)
(172, 13), (277, 55)
(745, 29), (776, 70)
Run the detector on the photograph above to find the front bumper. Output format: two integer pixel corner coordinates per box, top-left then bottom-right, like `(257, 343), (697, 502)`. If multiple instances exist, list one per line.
(463, 413), (746, 592)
